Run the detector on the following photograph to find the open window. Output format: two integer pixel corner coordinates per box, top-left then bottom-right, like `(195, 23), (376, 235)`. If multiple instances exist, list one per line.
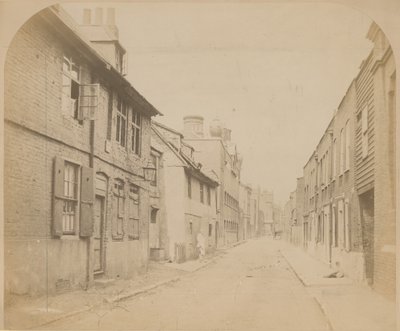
(61, 56), (99, 121)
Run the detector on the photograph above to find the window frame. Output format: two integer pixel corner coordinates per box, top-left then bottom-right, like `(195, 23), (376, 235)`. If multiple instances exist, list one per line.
(200, 183), (204, 204)
(131, 108), (142, 156)
(62, 161), (80, 235)
(61, 56), (81, 121)
(115, 96), (128, 147)
(345, 120), (351, 171)
(113, 179), (125, 240)
(128, 183), (140, 240)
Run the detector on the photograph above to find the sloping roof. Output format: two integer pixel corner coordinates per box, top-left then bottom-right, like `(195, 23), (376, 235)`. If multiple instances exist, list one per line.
(151, 124), (219, 187)
(40, 5), (161, 117)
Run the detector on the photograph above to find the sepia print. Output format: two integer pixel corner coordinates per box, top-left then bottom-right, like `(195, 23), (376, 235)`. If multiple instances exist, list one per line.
(1, 0), (398, 330)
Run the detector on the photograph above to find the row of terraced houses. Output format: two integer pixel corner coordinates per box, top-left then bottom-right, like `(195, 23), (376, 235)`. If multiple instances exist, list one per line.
(4, 5), (279, 298)
(282, 22), (396, 300)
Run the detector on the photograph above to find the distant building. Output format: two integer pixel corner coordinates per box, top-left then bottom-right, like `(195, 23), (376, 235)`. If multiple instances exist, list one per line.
(151, 121), (219, 262)
(183, 116), (242, 247)
(239, 183), (252, 240)
(259, 190), (274, 236)
(5, 6), (161, 296)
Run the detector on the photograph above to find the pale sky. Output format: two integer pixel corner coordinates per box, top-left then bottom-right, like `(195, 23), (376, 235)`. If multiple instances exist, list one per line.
(63, 2), (373, 205)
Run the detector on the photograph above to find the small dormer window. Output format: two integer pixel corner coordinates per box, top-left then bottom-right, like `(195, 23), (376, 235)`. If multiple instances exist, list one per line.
(115, 46), (127, 76)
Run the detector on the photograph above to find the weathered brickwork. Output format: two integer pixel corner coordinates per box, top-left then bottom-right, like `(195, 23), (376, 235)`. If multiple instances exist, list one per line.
(5, 7), (159, 297)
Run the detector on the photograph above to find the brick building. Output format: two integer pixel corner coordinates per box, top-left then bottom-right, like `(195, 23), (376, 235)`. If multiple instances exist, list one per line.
(151, 121), (219, 262)
(4, 6), (161, 297)
(287, 22), (396, 299)
(183, 117), (242, 247)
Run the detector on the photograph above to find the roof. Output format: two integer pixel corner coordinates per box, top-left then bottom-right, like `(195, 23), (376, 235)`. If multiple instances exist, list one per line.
(151, 125), (219, 187)
(41, 5), (162, 117)
(152, 120), (184, 138)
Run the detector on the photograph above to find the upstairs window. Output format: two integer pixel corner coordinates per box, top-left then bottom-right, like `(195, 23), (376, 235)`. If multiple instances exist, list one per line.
(131, 109), (142, 155)
(200, 183), (204, 203)
(207, 186), (211, 205)
(150, 154), (158, 187)
(62, 56), (81, 120)
(332, 139), (337, 180)
(339, 128), (345, 175)
(361, 106), (369, 159)
(116, 97), (127, 147)
(345, 120), (351, 171)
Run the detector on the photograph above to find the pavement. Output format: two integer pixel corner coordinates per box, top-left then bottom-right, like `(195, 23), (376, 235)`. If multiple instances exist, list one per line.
(4, 251), (221, 330)
(4, 238), (396, 331)
(279, 241), (396, 331)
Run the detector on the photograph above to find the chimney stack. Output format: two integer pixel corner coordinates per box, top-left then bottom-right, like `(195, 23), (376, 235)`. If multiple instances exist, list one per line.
(183, 116), (204, 139)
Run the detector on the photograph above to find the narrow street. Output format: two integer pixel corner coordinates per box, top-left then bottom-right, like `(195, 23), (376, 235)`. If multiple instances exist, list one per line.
(40, 239), (331, 331)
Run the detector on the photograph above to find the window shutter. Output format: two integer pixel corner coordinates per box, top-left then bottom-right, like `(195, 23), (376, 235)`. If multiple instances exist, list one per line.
(80, 166), (94, 237)
(53, 157), (64, 237)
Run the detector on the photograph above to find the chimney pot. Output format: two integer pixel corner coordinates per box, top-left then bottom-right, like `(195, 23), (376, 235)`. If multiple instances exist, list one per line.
(94, 7), (103, 25)
(83, 8), (91, 25)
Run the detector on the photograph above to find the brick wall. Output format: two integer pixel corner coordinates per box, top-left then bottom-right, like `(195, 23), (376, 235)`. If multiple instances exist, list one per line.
(5, 11), (155, 296)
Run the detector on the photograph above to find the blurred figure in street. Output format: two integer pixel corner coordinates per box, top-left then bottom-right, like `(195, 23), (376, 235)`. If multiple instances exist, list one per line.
(197, 232), (205, 260)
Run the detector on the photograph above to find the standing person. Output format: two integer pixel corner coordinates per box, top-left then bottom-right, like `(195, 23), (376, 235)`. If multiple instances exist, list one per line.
(196, 232), (205, 259)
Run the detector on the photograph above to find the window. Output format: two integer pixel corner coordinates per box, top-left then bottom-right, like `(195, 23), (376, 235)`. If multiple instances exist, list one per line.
(200, 183), (204, 203)
(332, 206), (338, 247)
(62, 162), (78, 234)
(150, 208), (158, 224)
(189, 221), (193, 234)
(113, 179), (125, 239)
(116, 96), (127, 147)
(339, 128), (345, 175)
(53, 158), (94, 238)
(209, 224), (212, 236)
(187, 174), (192, 198)
(150, 154), (158, 187)
(62, 56), (81, 120)
(361, 106), (369, 159)
(128, 184), (140, 239)
(207, 186), (211, 205)
(332, 139), (337, 180)
(344, 201), (350, 251)
(131, 109), (141, 155)
(338, 200), (344, 248)
(345, 120), (351, 171)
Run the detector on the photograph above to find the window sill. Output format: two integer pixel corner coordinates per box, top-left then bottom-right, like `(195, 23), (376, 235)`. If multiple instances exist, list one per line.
(60, 234), (80, 240)
(112, 236), (124, 241)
